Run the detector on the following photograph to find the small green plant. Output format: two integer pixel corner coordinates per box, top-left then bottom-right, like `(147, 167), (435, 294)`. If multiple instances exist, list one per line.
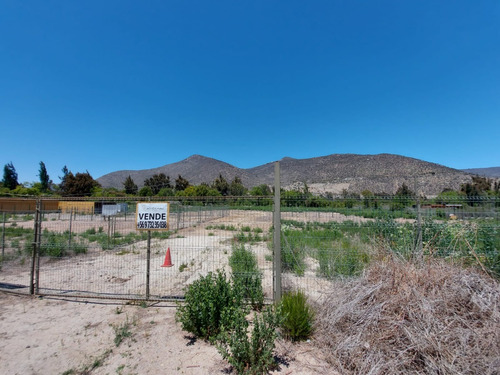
(85, 227), (97, 235)
(179, 263), (188, 272)
(176, 270), (244, 342)
(280, 290), (314, 341)
(112, 319), (133, 347)
(217, 305), (283, 374)
(116, 250), (131, 256)
(229, 244), (264, 310)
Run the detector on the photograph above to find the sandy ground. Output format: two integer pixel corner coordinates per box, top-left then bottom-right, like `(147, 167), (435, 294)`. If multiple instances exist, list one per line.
(0, 209), (366, 375)
(0, 292), (333, 375)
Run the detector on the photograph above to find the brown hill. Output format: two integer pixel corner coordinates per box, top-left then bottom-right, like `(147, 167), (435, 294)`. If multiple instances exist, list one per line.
(461, 167), (500, 178)
(97, 153), (473, 196)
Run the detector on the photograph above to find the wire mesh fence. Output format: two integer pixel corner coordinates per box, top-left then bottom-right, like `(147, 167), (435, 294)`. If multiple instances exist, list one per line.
(0, 197), (273, 301)
(278, 195), (499, 302)
(0, 195), (499, 302)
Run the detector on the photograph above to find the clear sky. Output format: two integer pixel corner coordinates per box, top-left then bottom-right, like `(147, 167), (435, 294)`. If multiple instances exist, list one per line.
(1, 0), (499, 184)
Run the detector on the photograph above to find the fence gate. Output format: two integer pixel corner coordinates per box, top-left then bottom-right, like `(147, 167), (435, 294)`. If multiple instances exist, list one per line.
(0, 197), (275, 302)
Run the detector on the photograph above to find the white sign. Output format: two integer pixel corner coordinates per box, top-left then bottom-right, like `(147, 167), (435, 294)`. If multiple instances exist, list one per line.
(136, 203), (169, 230)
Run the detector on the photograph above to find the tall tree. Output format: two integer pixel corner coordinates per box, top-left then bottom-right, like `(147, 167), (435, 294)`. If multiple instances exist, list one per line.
(59, 165), (70, 192)
(38, 161), (51, 192)
(175, 175), (190, 192)
(229, 176), (246, 196)
(2, 162), (19, 190)
(212, 174), (229, 196)
(61, 171), (100, 196)
(144, 173), (171, 195)
(123, 175), (138, 195)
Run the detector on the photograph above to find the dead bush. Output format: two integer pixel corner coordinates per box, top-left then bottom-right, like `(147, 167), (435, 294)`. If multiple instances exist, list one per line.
(315, 257), (500, 374)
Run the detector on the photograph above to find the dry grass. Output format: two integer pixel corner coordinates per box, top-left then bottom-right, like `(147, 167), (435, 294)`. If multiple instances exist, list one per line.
(315, 257), (500, 374)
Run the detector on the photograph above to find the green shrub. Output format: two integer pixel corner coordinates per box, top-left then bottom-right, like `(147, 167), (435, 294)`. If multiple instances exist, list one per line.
(281, 245), (306, 276)
(38, 230), (87, 257)
(317, 240), (369, 278)
(217, 305), (283, 374)
(280, 290), (314, 341)
(229, 244), (264, 310)
(176, 270), (244, 342)
(112, 318), (133, 346)
(85, 227), (97, 235)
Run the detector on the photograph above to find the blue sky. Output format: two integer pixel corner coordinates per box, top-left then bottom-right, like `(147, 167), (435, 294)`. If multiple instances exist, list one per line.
(1, 0), (499, 184)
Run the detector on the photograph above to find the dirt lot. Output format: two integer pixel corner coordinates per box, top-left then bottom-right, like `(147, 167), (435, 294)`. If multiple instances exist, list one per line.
(0, 292), (333, 375)
(0, 209), (343, 374)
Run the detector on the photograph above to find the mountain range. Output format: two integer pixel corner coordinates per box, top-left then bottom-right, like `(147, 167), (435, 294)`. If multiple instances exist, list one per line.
(97, 153), (499, 196)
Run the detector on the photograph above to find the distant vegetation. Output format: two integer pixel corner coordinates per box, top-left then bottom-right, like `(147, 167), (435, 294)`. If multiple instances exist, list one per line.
(2, 162), (499, 206)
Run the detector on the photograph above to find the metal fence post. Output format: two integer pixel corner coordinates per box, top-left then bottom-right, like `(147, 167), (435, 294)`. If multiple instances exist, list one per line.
(35, 201), (42, 294)
(29, 200), (41, 295)
(146, 230), (151, 300)
(273, 161), (282, 303)
(68, 208), (73, 252)
(1, 212), (5, 257)
(414, 177), (423, 264)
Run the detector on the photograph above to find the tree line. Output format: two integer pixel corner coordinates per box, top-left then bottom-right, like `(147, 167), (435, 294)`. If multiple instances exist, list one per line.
(2, 162), (499, 206)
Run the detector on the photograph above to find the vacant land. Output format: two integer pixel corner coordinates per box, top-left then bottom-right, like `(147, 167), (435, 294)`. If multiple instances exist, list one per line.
(0, 292), (332, 375)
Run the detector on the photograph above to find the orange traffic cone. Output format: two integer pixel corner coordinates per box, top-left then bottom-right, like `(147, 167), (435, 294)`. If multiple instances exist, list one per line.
(161, 247), (173, 267)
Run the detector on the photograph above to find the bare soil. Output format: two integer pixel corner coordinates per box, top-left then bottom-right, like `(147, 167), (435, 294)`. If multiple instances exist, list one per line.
(0, 292), (332, 375)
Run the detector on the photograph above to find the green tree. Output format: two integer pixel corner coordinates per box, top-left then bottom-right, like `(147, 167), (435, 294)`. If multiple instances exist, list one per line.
(138, 186), (154, 196)
(250, 184), (272, 196)
(361, 189), (374, 208)
(38, 161), (51, 192)
(282, 190), (303, 207)
(460, 177), (492, 206)
(59, 165), (70, 192)
(144, 173), (171, 195)
(229, 176), (246, 196)
(123, 175), (138, 195)
(158, 187), (175, 197)
(175, 175), (190, 192)
(391, 183), (415, 210)
(2, 162), (19, 190)
(61, 171), (100, 196)
(176, 184), (220, 197)
(212, 174), (229, 196)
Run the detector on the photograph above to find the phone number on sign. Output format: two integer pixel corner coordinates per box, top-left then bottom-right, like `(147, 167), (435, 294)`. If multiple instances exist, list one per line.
(137, 221), (167, 229)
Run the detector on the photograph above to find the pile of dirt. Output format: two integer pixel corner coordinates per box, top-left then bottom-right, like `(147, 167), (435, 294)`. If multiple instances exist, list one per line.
(315, 258), (500, 374)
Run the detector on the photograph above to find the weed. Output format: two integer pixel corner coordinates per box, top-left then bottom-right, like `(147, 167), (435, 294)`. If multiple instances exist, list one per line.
(176, 270), (244, 342)
(280, 290), (314, 341)
(112, 319), (133, 346)
(217, 305), (283, 374)
(116, 250), (130, 256)
(179, 263), (188, 272)
(229, 244), (264, 310)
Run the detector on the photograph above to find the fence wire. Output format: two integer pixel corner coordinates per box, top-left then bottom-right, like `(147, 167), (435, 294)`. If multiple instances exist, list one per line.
(1, 196), (499, 302)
